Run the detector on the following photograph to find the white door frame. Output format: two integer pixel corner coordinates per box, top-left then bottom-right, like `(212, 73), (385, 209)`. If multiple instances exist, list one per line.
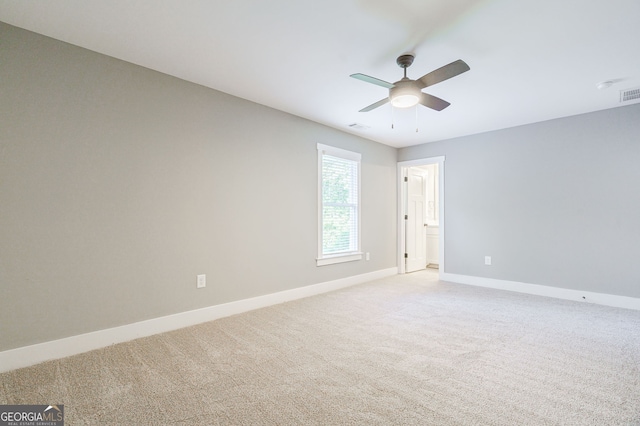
(398, 156), (445, 276)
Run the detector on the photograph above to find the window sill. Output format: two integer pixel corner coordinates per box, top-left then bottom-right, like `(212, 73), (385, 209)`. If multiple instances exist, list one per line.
(316, 252), (363, 267)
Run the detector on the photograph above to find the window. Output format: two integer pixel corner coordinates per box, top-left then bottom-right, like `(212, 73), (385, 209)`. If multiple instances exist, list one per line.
(317, 143), (362, 266)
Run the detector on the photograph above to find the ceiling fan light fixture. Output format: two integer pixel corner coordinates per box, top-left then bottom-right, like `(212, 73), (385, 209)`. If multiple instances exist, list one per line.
(390, 82), (420, 108)
(391, 93), (420, 108)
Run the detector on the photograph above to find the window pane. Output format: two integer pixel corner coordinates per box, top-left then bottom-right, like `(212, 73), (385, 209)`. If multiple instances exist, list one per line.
(321, 153), (359, 256)
(323, 205), (357, 254)
(322, 155), (357, 205)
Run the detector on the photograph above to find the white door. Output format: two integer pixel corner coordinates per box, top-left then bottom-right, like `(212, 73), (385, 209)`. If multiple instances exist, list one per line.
(405, 168), (427, 272)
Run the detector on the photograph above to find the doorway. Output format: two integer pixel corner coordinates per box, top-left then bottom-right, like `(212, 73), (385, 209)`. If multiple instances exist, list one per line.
(398, 157), (445, 276)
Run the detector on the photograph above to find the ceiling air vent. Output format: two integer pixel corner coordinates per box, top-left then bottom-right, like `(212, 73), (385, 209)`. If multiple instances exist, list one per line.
(620, 87), (640, 103)
(348, 123), (370, 130)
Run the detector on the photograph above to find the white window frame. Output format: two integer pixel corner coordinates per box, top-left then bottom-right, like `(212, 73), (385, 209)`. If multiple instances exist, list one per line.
(317, 143), (362, 266)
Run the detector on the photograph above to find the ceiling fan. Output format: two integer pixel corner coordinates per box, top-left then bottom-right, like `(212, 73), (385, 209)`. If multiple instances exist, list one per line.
(350, 54), (470, 112)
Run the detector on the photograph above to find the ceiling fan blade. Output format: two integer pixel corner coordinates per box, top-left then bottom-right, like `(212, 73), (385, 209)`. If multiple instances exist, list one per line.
(350, 73), (395, 89)
(417, 59), (470, 89)
(419, 93), (450, 111)
(359, 97), (390, 112)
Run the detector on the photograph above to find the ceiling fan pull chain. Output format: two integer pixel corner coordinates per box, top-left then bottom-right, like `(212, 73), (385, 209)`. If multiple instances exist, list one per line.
(415, 105), (419, 133)
(391, 105), (395, 129)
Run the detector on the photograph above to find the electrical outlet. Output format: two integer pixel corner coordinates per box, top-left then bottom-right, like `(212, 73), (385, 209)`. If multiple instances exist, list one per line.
(484, 256), (492, 266)
(197, 274), (206, 288)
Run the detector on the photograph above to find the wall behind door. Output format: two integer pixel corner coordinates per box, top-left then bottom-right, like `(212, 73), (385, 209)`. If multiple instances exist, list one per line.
(399, 104), (640, 298)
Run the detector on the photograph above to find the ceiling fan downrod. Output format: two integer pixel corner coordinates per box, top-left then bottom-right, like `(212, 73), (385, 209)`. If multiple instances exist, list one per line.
(397, 54), (414, 79)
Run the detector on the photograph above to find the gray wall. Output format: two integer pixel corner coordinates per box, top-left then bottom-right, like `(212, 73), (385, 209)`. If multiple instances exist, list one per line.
(0, 23), (397, 351)
(400, 103), (640, 298)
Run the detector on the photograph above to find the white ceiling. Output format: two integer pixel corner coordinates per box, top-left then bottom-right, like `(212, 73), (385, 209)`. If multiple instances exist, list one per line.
(1, 0), (639, 148)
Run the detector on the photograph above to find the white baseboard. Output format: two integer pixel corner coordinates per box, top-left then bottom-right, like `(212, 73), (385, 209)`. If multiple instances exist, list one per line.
(441, 272), (640, 311)
(0, 267), (397, 373)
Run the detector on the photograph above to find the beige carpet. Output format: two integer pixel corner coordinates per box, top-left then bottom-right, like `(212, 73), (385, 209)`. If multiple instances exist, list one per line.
(2, 270), (640, 425)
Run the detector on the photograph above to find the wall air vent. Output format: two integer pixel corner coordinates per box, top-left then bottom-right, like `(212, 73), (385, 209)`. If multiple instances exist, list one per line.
(620, 87), (640, 103)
